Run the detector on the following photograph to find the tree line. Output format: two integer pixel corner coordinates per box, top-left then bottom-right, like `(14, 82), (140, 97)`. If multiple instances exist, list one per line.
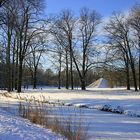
(0, 0), (139, 92)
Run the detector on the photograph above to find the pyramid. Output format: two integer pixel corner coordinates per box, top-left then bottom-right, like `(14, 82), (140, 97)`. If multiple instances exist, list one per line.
(87, 78), (110, 88)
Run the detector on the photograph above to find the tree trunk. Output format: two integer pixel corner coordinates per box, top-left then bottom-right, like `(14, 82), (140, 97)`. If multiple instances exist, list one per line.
(17, 60), (23, 93)
(139, 49), (140, 90)
(126, 61), (130, 90)
(15, 53), (18, 90)
(33, 68), (37, 89)
(71, 48), (84, 90)
(130, 61), (138, 91)
(69, 36), (74, 90)
(124, 55), (130, 90)
(14, 37), (19, 90)
(6, 28), (12, 92)
(11, 40), (16, 91)
(58, 70), (61, 89)
(138, 37), (140, 90)
(11, 52), (15, 91)
(81, 78), (86, 90)
(58, 53), (62, 89)
(126, 39), (138, 91)
(70, 54), (73, 90)
(65, 50), (69, 89)
(33, 76), (37, 89)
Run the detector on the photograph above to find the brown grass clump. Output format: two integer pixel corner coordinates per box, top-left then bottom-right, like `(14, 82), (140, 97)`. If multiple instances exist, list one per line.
(18, 101), (88, 140)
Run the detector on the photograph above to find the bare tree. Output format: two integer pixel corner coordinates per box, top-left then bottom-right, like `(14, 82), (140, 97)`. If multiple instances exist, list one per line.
(72, 8), (101, 90)
(57, 10), (75, 90)
(13, 0), (45, 92)
(105, 42), (131, 90)
(0, 0), (17, 92)
(128, 4), (140, 90)
(50, 10), (76, 89)
(49, 31), (68, 89)
(104, 12), (138, 91)
(25, 35), (46, 89)
(48, 42), (64, 89)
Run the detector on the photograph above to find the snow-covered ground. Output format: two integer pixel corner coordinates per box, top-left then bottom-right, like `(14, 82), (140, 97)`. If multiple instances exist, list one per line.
(0, 88), (140, 140)
(0, 108), (65, 140)
(7, 87), (140, 117)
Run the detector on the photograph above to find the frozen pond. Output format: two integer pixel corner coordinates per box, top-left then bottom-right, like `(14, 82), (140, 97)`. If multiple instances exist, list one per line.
(0, 100), (140, 140)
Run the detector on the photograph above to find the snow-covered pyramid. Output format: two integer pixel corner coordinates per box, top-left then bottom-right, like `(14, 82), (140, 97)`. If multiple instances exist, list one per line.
(87, 78), (110, 88)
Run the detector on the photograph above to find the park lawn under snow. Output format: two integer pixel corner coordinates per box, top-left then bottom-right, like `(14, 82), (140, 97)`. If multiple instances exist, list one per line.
(0, 88), (140, 140)
(7, 87), (140, 117)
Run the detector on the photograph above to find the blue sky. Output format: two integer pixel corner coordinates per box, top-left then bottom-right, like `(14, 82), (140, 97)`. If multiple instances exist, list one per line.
(45, 0), (140, 17)
(43, 0), (140, 69)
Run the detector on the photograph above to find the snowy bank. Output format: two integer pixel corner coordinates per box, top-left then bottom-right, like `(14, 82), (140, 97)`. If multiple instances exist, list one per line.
(0, 108), (65, 140)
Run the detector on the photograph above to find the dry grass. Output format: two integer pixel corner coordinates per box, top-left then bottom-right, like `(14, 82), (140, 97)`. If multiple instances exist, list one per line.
(18, 101), (88, 140)
(1, 92), (89, 140)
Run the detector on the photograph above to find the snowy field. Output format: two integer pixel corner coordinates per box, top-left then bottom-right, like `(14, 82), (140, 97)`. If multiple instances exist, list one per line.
(9, 87), (140, 117)
(0, 88), (140, 140)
